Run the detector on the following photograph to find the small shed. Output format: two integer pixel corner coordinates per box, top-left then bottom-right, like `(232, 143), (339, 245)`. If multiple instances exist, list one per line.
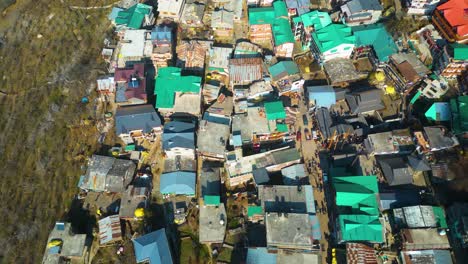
(98, 215), (122, 245)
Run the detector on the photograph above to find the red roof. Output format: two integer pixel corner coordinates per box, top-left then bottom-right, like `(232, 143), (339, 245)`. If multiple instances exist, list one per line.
(437, 0), (468, 37)
(115, 63), (147, 102)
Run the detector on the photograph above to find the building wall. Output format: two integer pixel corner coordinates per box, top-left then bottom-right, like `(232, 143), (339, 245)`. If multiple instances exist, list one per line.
(165, 148), (195, 158)
(344, 10), (382, 26)
(407, 0), (439, 15)
(158, 0), (186, 20)
(275, 42), (294, 58)
(322, 43), (355, 61)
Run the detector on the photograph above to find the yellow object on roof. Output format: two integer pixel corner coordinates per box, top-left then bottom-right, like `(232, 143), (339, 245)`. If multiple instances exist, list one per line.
(374, 72), (385, 82)
(47, 239), (63, 248)
(134, 208), (145, 218)
(385, 85), (396, 95)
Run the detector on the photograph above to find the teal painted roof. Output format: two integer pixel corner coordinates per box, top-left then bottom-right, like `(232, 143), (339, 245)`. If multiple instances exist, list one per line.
(333, 176), (379, 216)
(425, 102), (451, 122)
(154, 67), (201, 109)
(248, 1), (294, 45)
(204, 195), (220, 206)
(432, 206), (448, 229)
(450, 96), (468, 134)
(452, 43), (468, 60)
(264, 101), (286, 120)
(269, 61), (299, 77)
(338, 214), (383, 242)
(115, 3), (152, 29)
(353, 24), (398, 62)
(292, 10), (332, 30)
(312, 24), (355, 53)
(247, 206), (263, 217)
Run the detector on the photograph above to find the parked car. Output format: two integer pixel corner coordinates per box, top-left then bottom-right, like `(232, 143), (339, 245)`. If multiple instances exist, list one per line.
(302, 114), (308, 126)
(304, 128), (311, 140)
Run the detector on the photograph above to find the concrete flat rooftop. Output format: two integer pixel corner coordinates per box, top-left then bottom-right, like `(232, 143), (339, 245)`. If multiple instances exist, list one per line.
(197, 121), (230, 157)
(43, 222), (86, 264)
(265, 213), (313, 250)
(199, 204), (227, 243)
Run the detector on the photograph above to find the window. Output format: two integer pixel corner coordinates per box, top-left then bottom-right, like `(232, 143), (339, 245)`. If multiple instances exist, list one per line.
(330, 49), (337, 53)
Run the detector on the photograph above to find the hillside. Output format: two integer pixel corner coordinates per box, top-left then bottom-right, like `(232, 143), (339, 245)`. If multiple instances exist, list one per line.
(0, 0), (113, 262)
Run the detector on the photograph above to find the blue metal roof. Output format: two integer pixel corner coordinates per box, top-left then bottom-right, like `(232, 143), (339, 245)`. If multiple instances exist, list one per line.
(304, 185), (316, 214)
(133, 229), (173, 264)
(246, 248), (277, 264)
(308, 85), (336, 108)
(115, 105), (162, 135)
(160, 171), (196, 195)
(108, 7), (124, 21)
(309, 214), (322, 240)
(162, 121), (195, 150)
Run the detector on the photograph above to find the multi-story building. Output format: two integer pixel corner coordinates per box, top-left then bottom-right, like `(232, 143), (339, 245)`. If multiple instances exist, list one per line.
(432, 0), (468, 43)
(340, 0), (382, 26)
(406, 0), (440, 15)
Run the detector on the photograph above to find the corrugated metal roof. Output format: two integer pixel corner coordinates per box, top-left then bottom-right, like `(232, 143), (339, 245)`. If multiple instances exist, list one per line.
(115, 104), (162, 135)
(160, 171), (196, 195)
(229, 57), (263, 84)
(98, 215), (122, 244)
(133, 229), (173, 264)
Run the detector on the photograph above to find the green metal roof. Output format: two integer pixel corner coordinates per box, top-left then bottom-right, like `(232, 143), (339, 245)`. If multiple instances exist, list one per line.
(425, 102), (451, 122)
(410, 90), (422, 105)
(432, 206), (448, 229)
(312, 24), (355, 53)
(353, 23), (398, 62)
(333, 176), (379, 216)
(450, 96), (468, 134)
(247, 206), (263, 217)
(292, 10), (332, 30)
(125, 144), (136, 151)
(264, 101), (286, 120)
(276, 123), (289, 132)
(204, 195), (220, 206)
(154, 67), (201, 109)
(268, 61), (299, 78)
(115, 3), (152, 29)
(452, 43), (468, 60)
(248, 1), (294, 45)
(338, 214), (383, 242)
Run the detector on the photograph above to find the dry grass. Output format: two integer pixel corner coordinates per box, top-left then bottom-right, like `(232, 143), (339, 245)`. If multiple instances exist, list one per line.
(0, 0), (115, 262)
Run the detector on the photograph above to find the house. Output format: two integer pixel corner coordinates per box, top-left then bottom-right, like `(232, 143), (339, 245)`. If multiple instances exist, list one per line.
(281, 164), (307, 185)
(208, 46), (233, 73)
(419, 78), (449, 99)
(425, 102), (451, 122)
(323, 58), (364, 85)
(233, 80), (274, 102)
(132, 229), (173, 264)
(379, 190), (422, 211)
(199, 203), (227, 243)
(176, 40), (212, 72)
(226, 147), (301, 186)
(160, 171), (196, 195)
(79, 155), (136, 193)
(268, 61), (303, 95)
(247, 0), (275, 6)
(119, 185), (149, 219)
(114, 63), (147, 105)
(401, 229), (450, 250)
(247, 206), (264, 222)
(229, 57), (264, 86)
(264, 101), (289, 133)
(151, 25), (173, 68)
(450, 95), (468, 136)
(393, 205), (448, 229)
(311, 23), (356, 62)
(345, 88), (384, 115)
(234, 41), (263, 58)
(248, 1), (295, 57)
(401, 250), (453, 264)
(406, 0), (441, 15)
(378, 157), (414, 186)
(434, 44), (468, 82)
(98, 215), (122, 245)
(285, 0), (310, 16)
(340, 0), (382, 26)
(118, 29), (152, 67)
(446, 203), (468, 248)
(113, 3), (154, 32)
(332, 176), (383, 243)
(246, 248), (277, 264)
(258, 185), (316, 215)
(115, 104), (162, 143)
(154, 67), (202, 117)
(353, 23), (398, 62)
(364, 129), (415, 155)
(418, 126), (459, 151)
(197, 117), (231, 160)
(253, 168), (270, 185)
(346, 243), (378, 264)
(157, 0), (185, 21)
(211, 8), (234, 38)
(388, 53), (429, 89)
(96, 76), (115, 98)
(307, 85), (336, 109)
(432, 0), (468, 43)
(42, 222), (88, 264)
(292, 11), (332, 50)
(265, 213), (319, 250)
(181, 0), (205, 26)
(200, 165), (221, 204)
(162, 121), (196, 159)
(231, 107), (274, 146)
